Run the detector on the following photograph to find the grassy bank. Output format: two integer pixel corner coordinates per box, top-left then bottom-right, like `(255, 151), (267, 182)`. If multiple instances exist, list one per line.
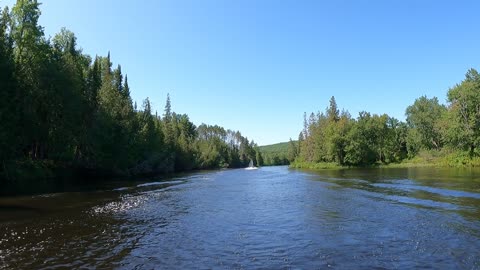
(397, 151), (480, 168)
(290, 161), (342, 170)
(290, 150), (480, 170)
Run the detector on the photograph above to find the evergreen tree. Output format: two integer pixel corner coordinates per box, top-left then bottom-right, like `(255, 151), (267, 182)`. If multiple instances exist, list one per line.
(0, 1), (274, 181)
(113, 64), (123, 93)
(287, 139), (298, 162)
(123, 74), (131, 99)
(164, 93), (172, 122)
(163, 93), (174, 145)
(0, 6), (18, 164)
(327, 96), (339, 122)
(256, 149), (264, 166)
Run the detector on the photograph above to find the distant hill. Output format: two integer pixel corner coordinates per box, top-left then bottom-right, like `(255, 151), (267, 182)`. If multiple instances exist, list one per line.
(259, 142), (290, 155)
(258, 141), (294, 166)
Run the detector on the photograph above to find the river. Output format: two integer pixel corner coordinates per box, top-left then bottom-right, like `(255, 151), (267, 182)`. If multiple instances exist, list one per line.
(1, 166), (480, 269)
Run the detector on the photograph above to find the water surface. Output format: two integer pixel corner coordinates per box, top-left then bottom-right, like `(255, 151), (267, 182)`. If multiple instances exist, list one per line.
(1, 166), (480, 269)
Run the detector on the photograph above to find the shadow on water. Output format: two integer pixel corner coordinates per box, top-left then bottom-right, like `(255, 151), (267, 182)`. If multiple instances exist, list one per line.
(0, 172), (199, 269)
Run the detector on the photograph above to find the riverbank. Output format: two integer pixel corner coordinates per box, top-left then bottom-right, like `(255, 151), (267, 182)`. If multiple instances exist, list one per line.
(290, 151), (480, 170)
(0, 159), (242, 196)
(0, 160), (125, 196)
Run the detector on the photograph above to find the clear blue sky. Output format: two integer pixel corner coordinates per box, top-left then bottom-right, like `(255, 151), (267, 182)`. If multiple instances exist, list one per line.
(2, 0), (479, 145)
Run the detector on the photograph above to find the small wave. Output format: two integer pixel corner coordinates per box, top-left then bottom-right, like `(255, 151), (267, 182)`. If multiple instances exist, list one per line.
(91, 195), (149, 215)
(373, 183), (480, 200)
(385, 195), (465, 211)
(136, 180), (184, 188)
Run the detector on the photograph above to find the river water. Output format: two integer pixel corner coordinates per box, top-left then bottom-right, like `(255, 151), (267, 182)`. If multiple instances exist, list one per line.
(1, 166), (480, 269)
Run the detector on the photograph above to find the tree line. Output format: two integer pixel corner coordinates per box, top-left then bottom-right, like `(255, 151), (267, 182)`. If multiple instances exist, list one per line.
(291, 68), (480, 167)
(258, 141), (294, 166)
(0, 0), (261, 181)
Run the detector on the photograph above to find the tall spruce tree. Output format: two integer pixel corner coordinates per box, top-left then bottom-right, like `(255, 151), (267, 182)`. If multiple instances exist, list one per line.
(0, 6), (18, 165)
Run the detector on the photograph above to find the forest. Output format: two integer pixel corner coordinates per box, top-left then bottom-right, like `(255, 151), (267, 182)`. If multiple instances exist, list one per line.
(2, 1), (479, 183)
(258, 142), (290, 166)
(290, 69), (480, 168)
(0, 1), (262, 182)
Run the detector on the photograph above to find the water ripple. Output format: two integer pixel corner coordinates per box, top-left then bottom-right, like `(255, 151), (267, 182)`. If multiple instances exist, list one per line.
(1, 167), (480, 269)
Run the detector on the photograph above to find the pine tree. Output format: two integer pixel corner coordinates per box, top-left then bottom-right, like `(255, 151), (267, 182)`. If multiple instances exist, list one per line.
(256, 149), (264, 166)
(327, 96), (339, 122)
(303, 112), (308, 138)
(123, 74), (131, 98)
(287, 139), (298, 162)
(164, 93), (172, 122)
(11, 0), (44, 63)
(0, 6), (19, 164)
(163, 94), (174, 143)
(113, 64), (123, 93)
(79, 56), (102, 163)
(11, 0), (53, 160)
(162, 93), (175, 170)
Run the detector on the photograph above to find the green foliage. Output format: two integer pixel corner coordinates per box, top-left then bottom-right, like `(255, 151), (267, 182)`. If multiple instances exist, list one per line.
(0, 1), (260, 182)
(0, 6), (18, 164)
(294, 69), (480, 169)
(344, 114), (377, 165)
(287, 139), (298, 162)
(444, 69), (480, 154)
(195, 124), (257, 169)
(290, 161), (341, 170)
(258, 142), (291, 166)
(3, 1), (480, 184)
(342, 112), (403, 166)
(255, 149), (264, 166)
(258, 142), (289, 155)
(406, 96), (446, 150)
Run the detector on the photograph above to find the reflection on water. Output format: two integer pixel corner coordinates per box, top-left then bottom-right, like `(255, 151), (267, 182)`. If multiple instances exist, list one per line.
(1, 167), (480, 269)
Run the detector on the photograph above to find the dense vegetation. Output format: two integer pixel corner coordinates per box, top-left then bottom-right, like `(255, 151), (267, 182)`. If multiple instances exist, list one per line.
(0, 1), (261, 182)
(258, 141), (298, 166)
(292, 69), (480, 168)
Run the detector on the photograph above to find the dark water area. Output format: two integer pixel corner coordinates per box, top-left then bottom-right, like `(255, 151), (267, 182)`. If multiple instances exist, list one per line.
(1, 166), (480, 269)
